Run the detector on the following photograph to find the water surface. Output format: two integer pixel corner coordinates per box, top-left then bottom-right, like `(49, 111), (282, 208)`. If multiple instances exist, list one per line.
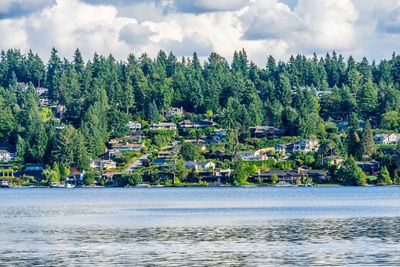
(1, 187), (400, 266)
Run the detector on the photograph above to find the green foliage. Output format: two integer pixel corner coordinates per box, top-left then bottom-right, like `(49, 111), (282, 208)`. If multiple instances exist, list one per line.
(361, 121), (375, 157)
(83, 172), (96, 185)
(377, 166), (392, 185)
(1, 48), (400, 174)
(180, 142), (201, 161)
(175, 158), (186, 181)
(233, 157), (247, 185)
(380, 111), (400, 130)
(337, 157), (367, 186)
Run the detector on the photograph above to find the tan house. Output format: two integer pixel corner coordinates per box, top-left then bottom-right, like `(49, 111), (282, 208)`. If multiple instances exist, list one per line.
(89, 159), (117, 170)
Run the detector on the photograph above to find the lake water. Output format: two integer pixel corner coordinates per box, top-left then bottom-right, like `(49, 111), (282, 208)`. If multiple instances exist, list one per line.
(1, 187), (400, 266)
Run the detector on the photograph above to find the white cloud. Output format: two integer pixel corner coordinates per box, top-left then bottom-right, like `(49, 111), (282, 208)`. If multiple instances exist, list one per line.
(0, 0), (400, 66)
(170, 0), (250, 13)
(0, 18), (28, 49)
(119, 23), (155, 46)
(160, 32), (213, 56)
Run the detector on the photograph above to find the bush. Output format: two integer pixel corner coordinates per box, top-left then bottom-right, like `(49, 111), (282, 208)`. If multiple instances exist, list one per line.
(83, 172), (96, 185)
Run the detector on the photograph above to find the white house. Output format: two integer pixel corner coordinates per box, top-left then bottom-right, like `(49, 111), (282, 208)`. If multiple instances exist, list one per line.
(236, 151), (268, 161)
(0, 150), (17, 162)
(185, 161), (216, 171)
(127, 121), (141, 131)
(374, 133), (400, 145)
(150, 122), (177, 130)
(275, 139), (319, 154)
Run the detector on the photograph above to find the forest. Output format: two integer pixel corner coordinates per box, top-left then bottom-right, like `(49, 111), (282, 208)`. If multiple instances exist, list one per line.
(1, 47), (400, 184)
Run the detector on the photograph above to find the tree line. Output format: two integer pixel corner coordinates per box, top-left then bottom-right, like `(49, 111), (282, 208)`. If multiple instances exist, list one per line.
(1, 48), (400, 171)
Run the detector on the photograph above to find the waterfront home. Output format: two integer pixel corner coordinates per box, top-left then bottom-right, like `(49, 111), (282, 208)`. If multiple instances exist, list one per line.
(0, 164), (14, 178)
(374, 133), (400, 145)
(89, 159), (116, 170)
(65, 170), (85, 186)
(127, 121), (141, 131)
(195, 169), (232, 183)
(237, 150), (268, 161)
(25, 163), (45, 176)
(253, 167), (328, 184)
(185, 160), (216, 171)
(178, 119), (216, 129)
(112, 143), (144, 151)
(161, 107), (184, 117)
(0, 147), (17, 162)
(150, 122), (177, 130)
(356, 160), (380, 174)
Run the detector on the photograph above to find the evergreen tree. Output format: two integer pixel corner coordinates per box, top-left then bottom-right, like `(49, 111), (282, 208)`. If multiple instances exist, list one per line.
(338, 156), (366, 186)
(361, 120), (375, 157)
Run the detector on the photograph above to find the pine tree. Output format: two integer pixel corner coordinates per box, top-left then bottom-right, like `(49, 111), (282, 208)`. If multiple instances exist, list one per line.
(361, 120), (375, 157)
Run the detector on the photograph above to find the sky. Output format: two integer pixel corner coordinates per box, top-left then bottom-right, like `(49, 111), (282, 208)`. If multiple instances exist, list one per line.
(0, 0), (400, 65)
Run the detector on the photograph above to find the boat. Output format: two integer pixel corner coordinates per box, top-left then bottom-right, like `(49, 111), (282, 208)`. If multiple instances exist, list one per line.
(66, 183), (75, 188)
(0, 180), (11, 188)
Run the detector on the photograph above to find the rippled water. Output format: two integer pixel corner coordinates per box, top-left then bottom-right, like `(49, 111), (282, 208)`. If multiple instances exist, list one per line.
(1, 187), (400, 266)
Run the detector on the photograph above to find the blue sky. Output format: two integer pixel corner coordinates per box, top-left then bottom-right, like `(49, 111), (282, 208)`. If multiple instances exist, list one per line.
(0, 0), (400, 65)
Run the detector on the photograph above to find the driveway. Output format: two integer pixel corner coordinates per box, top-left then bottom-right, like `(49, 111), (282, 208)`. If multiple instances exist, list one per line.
(124, 153), (150, 172)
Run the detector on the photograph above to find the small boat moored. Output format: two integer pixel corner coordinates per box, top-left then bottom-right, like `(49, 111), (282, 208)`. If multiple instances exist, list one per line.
(0, 180), (11, 188)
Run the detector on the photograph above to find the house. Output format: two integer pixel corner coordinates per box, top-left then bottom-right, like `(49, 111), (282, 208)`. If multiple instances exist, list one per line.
(356, 161), (380, 174)
(36, 87), (48, 97)
(178, 119), (216, 129)
(291, 139), (319, 153)
(249, 126), (287, 139)
(157, 151), (176, 159)
(323, 156), (344, 166)
(152, 159), (170, 168)
(161, 107), (184, 117)
(236, 150), (268, 161)
(274, 144), (287, 154)
(0, 145), (17, 162)
(112, 143), (144, 151)
(209, 129), (227, 142)
(275, 139), (319, 154)
(127, 121), (141, 131)
(17, 82), (29, 91)
(332, 119), (366, 132)
(150, 122), (177, 130)
(374, 133), (400, 145)
(25, 164), (45, 176)
(89, 159), (116, 170)
(192, 169), (233, 183)
(0, 164), (14, 178)
(109, 136), (142, 144)
(65, 172), (85, 186)
(104, 149), (123, 160)
(185, 160), (216, 171)
(253, 167), (328, 184)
